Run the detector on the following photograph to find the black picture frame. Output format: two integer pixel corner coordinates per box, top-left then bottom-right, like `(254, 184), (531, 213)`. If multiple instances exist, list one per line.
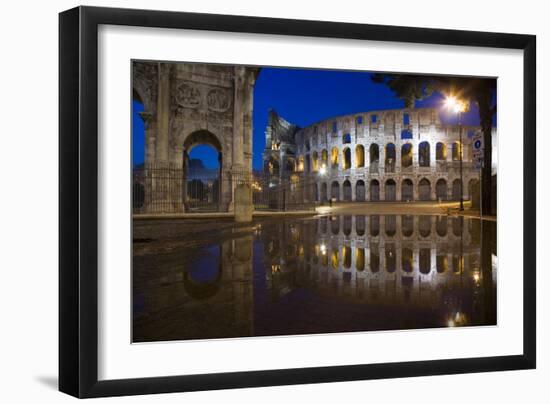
(59, 5), (536, 398)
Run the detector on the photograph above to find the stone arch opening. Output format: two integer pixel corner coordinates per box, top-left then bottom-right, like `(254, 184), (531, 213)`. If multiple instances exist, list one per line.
(402, 215), (414, 237)
(385, 143), (396, 172)
(356, 215), (366, 236)
(370, 179), (380, 201)
(356, 180), (366, 202)
(331, 181), (340, 201)
(370, 215), (380, 236)
(321, 149), (328, 166)
(355, 145), (365, 168)
(452, 141), (462, 161)
(369, 144), (379, 168)
(402, 248), (413, 273)
(183, 130), (223, 212)
(401, 143), (413, 168)
(436, 216), (448, 237)
(418, 178), (431, 201)
(401, 178), (413, 201)
(386, 244), (396, 273)
(436, 178), (448, 201)
(343, 180), (352, 201)
(385, 179), (396, 201)
(312, 151), (319, 172)
(419, 215), (432, 237)
(356, 248), (365, 271)
(452, 178), (462, 201)
(419, 248), (431, 274)
(343, 147), (351, 170)
(436, 142), (447, 161)
(331, 147), (339, 168)
(419, 141), (430, 167)
(321, 182), (328, 202)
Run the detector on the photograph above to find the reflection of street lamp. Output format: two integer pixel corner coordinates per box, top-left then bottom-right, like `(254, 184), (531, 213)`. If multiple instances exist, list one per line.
(445, 96), (467, 211)
(319, 164), (327, 176)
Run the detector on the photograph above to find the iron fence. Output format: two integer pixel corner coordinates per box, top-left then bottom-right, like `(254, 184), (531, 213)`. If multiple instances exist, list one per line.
(132, 164), (317, 214)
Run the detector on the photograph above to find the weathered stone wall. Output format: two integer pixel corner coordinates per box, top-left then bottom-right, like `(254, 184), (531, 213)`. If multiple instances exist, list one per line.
(133, 61), (259, 213)
(264, 108), (496, 203)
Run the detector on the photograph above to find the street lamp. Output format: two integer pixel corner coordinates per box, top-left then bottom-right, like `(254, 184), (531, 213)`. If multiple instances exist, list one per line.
(445, 96), (467, 211)
(319, 163), (327, 176)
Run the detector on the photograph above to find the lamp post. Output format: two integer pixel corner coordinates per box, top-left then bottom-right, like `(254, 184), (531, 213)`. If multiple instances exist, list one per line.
(445, 96), (466, 211)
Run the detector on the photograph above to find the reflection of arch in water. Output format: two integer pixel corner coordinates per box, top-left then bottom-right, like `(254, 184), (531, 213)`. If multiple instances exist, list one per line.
(436, 216), (448, 237)
(183, 245), (223, 300)
(330, 216), (340, 235)
(419, 216), (431, 237)
(436, 250), (448, 273)
(385, 215), (396, 236)
(343, 216), (352, 236)
(385, 244), (396, 273)
(343, 246), (352, 269)
(356, 215), (366, 236)
(402, 215), (414, 237)
(370, 246), (380, 272)
(356, 248), (365, 271)
(370, 215), (380, 236)
(419, 248), (431, 274)
(402, 247), (413, 273)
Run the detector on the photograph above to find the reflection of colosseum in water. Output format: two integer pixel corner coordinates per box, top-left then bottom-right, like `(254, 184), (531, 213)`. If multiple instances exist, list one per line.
(133, 214), (496, 341)
(263, 108), (496, 202)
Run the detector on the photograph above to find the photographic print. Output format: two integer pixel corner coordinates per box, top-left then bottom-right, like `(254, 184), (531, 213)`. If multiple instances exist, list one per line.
(131, 61), (497, 343)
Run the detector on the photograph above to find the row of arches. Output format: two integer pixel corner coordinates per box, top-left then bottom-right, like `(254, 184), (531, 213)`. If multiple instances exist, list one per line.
(318, 178), (476, 202)
(319, 215), (469, 239)
(321, 245), (464, 274)
(301, 141), (461, 173)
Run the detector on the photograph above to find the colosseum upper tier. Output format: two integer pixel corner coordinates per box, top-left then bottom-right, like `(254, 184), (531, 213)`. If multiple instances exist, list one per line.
(262, 107), (496, 202)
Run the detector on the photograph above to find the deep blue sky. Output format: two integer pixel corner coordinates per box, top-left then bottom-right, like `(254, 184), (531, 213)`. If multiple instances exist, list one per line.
(132, 67), (484, 169)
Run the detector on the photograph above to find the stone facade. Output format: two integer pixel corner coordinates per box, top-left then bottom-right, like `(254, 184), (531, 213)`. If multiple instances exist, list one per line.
(263, 108), (497, 203)
(133, 61), (259, 213)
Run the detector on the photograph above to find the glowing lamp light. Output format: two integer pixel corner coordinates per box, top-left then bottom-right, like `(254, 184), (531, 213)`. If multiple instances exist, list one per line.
(319, 164), (327, 176)
(444, 95), (466, 114)
(320, 243), (327, 255)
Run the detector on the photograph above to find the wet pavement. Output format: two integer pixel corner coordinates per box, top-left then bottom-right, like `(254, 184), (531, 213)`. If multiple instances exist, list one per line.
(132, 214), (496, 343)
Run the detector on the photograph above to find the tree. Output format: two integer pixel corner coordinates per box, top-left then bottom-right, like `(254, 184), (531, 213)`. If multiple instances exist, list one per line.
(371, 74), (496, 215)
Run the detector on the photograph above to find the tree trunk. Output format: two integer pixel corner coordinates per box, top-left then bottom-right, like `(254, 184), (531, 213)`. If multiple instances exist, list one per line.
(476, 87), (494, 216)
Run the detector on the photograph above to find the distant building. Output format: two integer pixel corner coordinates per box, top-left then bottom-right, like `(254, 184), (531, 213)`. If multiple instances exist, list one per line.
(263, 108), (497, 203)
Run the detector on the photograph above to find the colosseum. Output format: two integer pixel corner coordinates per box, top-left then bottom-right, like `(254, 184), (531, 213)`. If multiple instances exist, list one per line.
(262, 107), (497, 203)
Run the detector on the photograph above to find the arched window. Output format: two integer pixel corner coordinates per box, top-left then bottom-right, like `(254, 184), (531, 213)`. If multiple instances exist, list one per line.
(436, 179), (447, 200)
(436, 251), (448, 273)
(331, 248), (339, 270)
(369, 144), (379, 165)
(419, 248), (431, 274)
(385, 215), (396, 236)
(386, 244), (396, 273)
(370, 179), (380, 201)
(312, 151), (319, 171)
(419, 141), (430, 167)
(343, 215), (352, 235)
(436, 142), (447, 160)
(355, 145), (365, 168)
(356, 215), (366, 236)
(343, 180), (352, 201)
(436, 216), (448, 237)
(343, 246), (352, 268)
(370, 215), (380, 236)
(356, 180), (366, 202)
(321, 149), (328, 164)
(401, 179), (414, 201)
(452, 179), (462, 201)
(343, 147), (351, 170)
(385, 143), (396, 172)
(419, 216), (431, 237)
(331, 181), (340, 201)
(401, 143), (413, 167)
(452, 142), (462, 161)
(385, 179), (396, 201)
(370, 246), (380, 273)
(402, 248), (413, 273)
(331, 147), (339, 168)
(418, 178), (431, 201)
(321, 182), (328, 202)
(356, 248), (365, 271)
(331, 216), (340, 235)
(402, 215), (414, 237)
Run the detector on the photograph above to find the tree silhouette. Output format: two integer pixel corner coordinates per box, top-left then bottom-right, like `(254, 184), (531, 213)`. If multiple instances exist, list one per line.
(372, 74), (496, 215)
